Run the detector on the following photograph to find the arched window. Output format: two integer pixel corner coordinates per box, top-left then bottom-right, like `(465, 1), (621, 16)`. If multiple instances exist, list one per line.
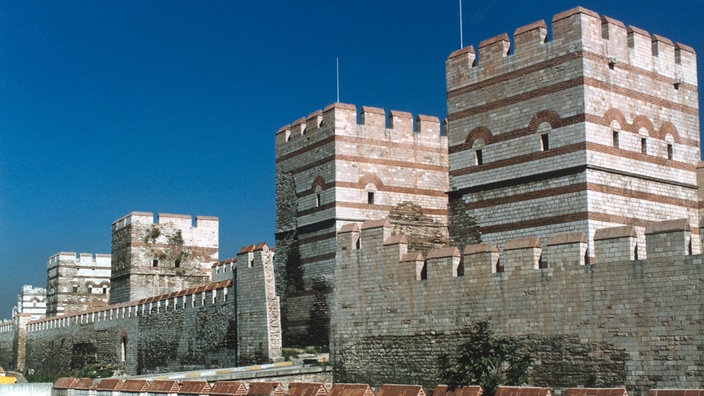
(472, 139), (485, 166)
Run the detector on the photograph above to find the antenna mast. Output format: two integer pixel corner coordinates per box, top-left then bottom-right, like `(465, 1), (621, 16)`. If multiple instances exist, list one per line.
(459, 0), (464, 48)
(336, 57), (340, 103)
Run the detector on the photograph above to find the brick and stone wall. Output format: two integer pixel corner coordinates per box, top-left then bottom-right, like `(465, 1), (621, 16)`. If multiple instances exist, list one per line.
(0, 243), (280, 377)
(446, 7), (700, 260)
(331, 219), (703, 393)
(110, 212), (219, 304)
(275, 103), (449, 347)
(46, 252), (111, 317)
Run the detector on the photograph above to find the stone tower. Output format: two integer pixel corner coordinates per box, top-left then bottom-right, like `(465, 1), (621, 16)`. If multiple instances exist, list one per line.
(109, 212), (219, 304)
(275, 103), (449, 346)
(46, 252), (111, 317)
(445, 7), (700, 260)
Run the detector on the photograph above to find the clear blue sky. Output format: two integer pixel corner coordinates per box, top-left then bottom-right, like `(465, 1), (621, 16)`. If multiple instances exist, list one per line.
(0, 1), (702, 319)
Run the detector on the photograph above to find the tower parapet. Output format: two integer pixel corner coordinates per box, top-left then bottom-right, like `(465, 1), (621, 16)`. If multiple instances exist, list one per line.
(109, 211), (219, 304)
(46, 252), (111, 317)
(446, 6), (700, 261)
(275, 103), (448, 347)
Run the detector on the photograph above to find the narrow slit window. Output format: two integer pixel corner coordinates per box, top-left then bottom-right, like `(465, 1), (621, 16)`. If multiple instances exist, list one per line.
(541, 134), (550, 151)
(641, 138), (647, 155)
(315, 193), (321, 207)
(367, 191), (375, 205)
(667, 143), (673, 160)
(476, 149), (483, 165)
(613, 131), (619, 148)
(152, 259), (159, 267)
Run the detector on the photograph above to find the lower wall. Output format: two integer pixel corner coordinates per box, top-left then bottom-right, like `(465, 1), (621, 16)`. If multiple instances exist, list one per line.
(21, 288), (240, 377)
(331, 235), (704, 393)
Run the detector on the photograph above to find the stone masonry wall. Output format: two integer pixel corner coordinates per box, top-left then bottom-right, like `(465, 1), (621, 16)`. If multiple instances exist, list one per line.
(110, 212), (219, 304)
(446, 7), (700, 259)
(0, 243), (281, 377)
(331, 220), (703, 394)
(275, 103), (449, 347)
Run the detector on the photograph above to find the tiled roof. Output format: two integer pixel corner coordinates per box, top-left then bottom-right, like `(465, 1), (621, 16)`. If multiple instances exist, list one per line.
(433, 385), (482, 396)
(75, 378), (95, 390)
(210, 381), (248, 396)
(149, 380), (181, 393)
(648, 390), (704, 396)
(566, 388), (628, 396)
(494, 386), (551, 396)
(179, 380), (212, 394)
(122, 379), (150, 392)
(287, 382), (328, 396)
(93, 378), (123, 390)
(328, 383), (375, 396)
(248, 382), (284, 396)
(53, 377), (79, 389)
(377, 384), (426, 396)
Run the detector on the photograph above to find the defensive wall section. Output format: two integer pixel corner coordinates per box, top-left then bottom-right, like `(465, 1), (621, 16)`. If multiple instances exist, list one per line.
(0, 244), (280, 377)
(110, 212), (219, 304)
(275, 103), (449, 346)
(331, 218), (703, 393)
(445, 7), (700, 259)
(46, 252), (111, 317)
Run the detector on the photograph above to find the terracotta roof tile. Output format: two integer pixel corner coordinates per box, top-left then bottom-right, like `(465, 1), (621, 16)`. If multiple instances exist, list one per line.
(287, 382), (328, 396)
(122, 379), (150, 392)
(377, 384), (426, 396)
(210, 381), (248, 396)
(149, 380), (181, 393)
(495, 387), (551, 396)
(75, 378), (95, 390)
(94, 378), (123, 391)
(53, 377), (79, 389)
(179, 380), (211, 394)
(248, 382), (285, 396)
(328, 384), (375, 396)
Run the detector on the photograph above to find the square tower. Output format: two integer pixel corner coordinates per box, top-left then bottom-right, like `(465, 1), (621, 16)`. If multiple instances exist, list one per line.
(46, 252), (111, 317)
(109, 212), (219, 304)
(275, 103), (449, 346)
(446, 7), (700, 259)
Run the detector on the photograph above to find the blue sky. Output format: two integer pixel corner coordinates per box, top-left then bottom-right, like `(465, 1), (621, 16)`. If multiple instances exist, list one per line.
(0, 1), (702, 319)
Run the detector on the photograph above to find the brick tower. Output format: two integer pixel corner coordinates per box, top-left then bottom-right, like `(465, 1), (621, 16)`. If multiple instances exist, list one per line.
(275, 103), (448, 346)
(109, 212), (219, 304)
(46, 252), (111, 317)
(446, 7), (700, 260)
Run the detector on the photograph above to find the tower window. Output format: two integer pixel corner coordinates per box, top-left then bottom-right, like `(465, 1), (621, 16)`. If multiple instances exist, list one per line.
(368, 191), (375, 205)
(72, 286), (79, 293)
(540, 134), (549, 151)
(315, 193), (321, 207)
(152, 259), (159, 267)
(613, 131), (619, 148)
(175, 258), (181, 268)
(476, 149), (483, 165)
(641, 138), (647, 155)
(667, 143), (673, 160)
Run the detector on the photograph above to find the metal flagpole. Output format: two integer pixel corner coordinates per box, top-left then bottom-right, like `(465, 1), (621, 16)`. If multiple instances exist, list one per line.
(459, 0), (464, 48)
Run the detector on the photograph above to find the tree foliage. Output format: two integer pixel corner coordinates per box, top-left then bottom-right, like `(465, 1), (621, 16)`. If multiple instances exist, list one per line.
(438, 321), (532, 396)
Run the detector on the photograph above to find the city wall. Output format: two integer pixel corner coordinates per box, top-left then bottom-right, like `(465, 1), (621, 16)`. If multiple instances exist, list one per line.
(0, 244), (280, 377)
(331, 218), (703, 393)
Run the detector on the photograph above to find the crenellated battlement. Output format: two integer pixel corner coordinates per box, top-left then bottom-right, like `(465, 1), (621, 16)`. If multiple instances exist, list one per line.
(112, 211), (218, 231)
(338, 217), (697, 282)
(446, 6), (697, 91)
(27, 280), (232, 332)
(275, 102), (445, 159)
